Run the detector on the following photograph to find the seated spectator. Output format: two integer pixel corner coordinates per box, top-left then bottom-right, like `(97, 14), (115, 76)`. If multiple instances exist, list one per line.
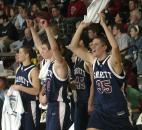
(114, 12), (128, 32)
(9, 6), (18, 25)
(112, 24), (130, 51)
(0, 0), (9, 16)
(129, 9), (142, 28)
(67, 0), (86, 18)
(10, 27), (34, 52)
(129, 0), (138, 13)
(129, 25), (142, 75)
(30, 3), (41, 19)
(50, 6), (67, 37)
(15, 4), (28, 39)
(0, 14), (19, 52)
(87, 23), (103, 42)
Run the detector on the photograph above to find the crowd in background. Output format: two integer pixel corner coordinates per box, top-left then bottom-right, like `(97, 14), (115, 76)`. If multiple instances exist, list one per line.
(0, 0), (142, 130)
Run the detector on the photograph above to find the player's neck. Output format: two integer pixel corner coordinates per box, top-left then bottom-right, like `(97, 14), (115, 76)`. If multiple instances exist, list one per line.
(23, 60), (31, 66)
(97, 53), (108, 61)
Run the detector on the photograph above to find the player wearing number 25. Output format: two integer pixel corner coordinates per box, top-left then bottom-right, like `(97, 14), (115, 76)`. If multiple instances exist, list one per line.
(70, 13), (133, 130)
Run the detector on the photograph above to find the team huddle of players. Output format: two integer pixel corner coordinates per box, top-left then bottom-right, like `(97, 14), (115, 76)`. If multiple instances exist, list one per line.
(11, 13), (133, 130)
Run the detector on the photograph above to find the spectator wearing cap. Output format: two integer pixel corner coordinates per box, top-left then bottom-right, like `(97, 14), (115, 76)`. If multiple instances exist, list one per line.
(0, 14), (19, 52)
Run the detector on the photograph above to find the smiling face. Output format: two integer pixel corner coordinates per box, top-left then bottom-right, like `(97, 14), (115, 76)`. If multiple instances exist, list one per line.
(90, 38), (107, 58)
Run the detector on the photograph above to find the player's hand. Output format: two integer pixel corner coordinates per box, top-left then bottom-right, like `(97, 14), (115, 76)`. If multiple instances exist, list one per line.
(39, 94), (47, 105)
(11, 84), (21, 91)
(98, 13), (106, 26)
(79, 21), (90, 29)
(39, 19), (49, 28)
(26, 19), (34, 28)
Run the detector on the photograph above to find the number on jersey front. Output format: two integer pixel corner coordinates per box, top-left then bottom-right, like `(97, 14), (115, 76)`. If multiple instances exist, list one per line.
(76, 76), (85, 90)
(96, 80), (112, 94)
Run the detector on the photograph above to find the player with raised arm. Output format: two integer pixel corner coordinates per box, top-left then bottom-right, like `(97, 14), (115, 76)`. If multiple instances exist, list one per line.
(38, 18), (72, 130)
(70, 13), (133, 130)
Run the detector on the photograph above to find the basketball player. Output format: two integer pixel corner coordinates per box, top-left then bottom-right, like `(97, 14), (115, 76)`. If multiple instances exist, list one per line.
(11, 46), (41, 130)
(26, 19), (52, 104)
(70, 39), (94, 130)
(38, 19), (72, 130)
(70, 13), (133, 130)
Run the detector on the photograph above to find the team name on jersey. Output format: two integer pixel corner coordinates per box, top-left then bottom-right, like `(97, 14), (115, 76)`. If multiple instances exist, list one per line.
(74, 67), (85, 76)
(94, 71), (112, 79)
(15, 76), (29, 86)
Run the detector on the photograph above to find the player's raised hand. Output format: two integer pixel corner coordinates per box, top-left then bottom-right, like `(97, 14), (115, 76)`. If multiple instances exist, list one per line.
(79, 21), (90, 29)
(39, 19), (49, 28)
(26, 19), (34, 28)
(98, 13), (106, 26)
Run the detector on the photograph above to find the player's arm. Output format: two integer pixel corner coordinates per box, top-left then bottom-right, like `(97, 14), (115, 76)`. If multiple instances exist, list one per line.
(12, 67), (41, 95)
(99, 13), (122, 74)
(40, 19), (68, 79)
(70, 22), (94, 64)
(85, 62), (94, 114)
(26, 19), (43, 54)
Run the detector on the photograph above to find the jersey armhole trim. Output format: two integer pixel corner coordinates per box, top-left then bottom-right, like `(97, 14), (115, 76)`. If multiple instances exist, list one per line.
(28, 67), (36, 85)
(93, 58), (97, 72)
(52, 64), (68, 81)
(107, 60), (125, 79)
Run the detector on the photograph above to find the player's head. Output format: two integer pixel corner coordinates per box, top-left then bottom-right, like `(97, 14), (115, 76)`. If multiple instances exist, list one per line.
(41, 38), (52, 59)
(90, 35), (111, 58)
(18, 46), (37, 63)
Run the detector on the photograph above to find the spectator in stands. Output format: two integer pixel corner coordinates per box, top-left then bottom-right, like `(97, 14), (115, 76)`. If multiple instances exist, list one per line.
(0, 0), (9, 16)
(0, 14), (19, 52)
(129, 25), (142, 76)
(9, 6), (18, 25)
(114, 12), (128, 32)
(50, 6), (67, 37)
(112, 24), (130, 51)
(22, 27), (34, 47)
(87, 23), (103, 43)
(129, 0), (138, 12)
(0, 77), (7, 130)
(129, 9), (142, 28)
(10, 27), (34, 52)
(106, 0), (121, 17)
(67, 0), (86, 18)
(30, 3), (41, 19)
(15, 4), (28, 38)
